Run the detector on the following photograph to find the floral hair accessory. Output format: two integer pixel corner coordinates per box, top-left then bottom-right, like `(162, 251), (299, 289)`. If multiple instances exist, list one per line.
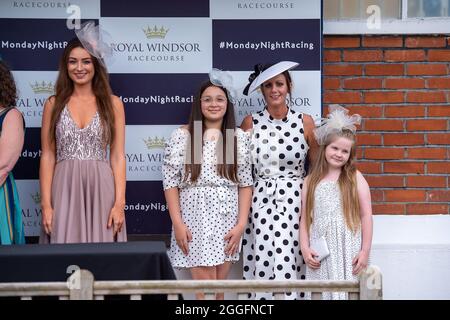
(314, 104), (362, 145)
(74, 21), (113, 67)
(209, 68), (238, 103)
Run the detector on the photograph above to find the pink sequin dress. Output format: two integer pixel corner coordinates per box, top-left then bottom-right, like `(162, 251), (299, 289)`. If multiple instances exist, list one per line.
(40, 106), (127, 243)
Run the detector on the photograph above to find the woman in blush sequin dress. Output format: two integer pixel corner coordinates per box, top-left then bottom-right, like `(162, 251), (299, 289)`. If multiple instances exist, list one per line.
(39, 25), (126, 243)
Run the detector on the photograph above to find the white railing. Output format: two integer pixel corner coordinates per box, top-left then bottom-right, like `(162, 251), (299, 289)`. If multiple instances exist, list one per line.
(0, 265), (382, 300)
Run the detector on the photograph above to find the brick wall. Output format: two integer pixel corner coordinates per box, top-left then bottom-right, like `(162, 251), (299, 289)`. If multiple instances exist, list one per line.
(323, 35), (449, 215)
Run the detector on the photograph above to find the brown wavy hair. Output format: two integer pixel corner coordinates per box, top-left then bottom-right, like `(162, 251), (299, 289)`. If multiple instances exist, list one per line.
(48, 38), (115, 145)
(0, 61), (18, 108)
(183, 81), (238, 183)
(305, 129), (361, 233)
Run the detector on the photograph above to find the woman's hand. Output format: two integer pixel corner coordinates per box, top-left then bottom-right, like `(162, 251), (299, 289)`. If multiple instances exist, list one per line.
(42, 206), (54, 235)
(107, 204), (125, 236)
(301, 246), (321, 269)
(174, 222), (192, 256)
(352, 250), (369, 275)
(224, 224), (245, 256)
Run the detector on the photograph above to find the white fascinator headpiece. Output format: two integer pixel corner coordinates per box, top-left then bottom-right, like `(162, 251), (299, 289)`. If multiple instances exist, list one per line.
(74, 21), (113, 67)
(209, 68), (238, 103)
(314, 104), (362, 145)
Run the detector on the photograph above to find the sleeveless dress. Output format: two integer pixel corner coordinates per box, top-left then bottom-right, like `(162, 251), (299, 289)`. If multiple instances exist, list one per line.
(305, 180), (362, 300)
(0, 107), (25, 245)
(242, 107), (309, 300)
(40, 106), (127, 243)
(162, 128), (253, 268)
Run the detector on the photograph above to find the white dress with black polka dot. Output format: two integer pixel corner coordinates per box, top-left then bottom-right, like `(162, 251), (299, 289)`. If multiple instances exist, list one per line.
(305, 180), (362, 300)
(162, 127), (253, 268)
(243, 107), (309, 300)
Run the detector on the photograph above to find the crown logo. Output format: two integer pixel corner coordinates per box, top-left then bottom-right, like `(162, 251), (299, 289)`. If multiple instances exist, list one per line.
(142, 25), (169, 39)
(30, 81), (54, 94)
(143, 136), (166, 149)
(31, 192), (41, 204)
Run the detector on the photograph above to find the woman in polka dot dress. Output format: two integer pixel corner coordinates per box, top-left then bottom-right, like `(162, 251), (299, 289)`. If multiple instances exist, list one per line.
(241, 61), (318, 300)
(163, 75), (253, 300)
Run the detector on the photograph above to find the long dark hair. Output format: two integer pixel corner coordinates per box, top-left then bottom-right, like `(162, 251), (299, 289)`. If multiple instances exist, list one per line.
(0, 61), (17, 108)
(184, 81), (238, 183)
(49, 37), (115, 146)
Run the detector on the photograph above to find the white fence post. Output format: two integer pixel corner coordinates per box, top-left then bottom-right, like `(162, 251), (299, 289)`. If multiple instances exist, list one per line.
(69, 269), (94, 300)
(359, 265), (383, 300)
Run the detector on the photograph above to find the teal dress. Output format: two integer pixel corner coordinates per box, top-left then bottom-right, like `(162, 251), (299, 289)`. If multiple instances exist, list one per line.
(0, 107), (25, 244)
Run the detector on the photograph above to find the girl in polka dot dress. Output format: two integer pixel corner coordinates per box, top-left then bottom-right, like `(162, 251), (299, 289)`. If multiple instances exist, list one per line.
(163, 72), (253, 300)
(300, 105), (373, 300)
(241, 61), (319, 300)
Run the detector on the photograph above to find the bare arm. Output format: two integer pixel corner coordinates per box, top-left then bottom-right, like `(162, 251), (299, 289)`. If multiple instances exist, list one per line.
(357, 171), (373, 255)
(240, 115), (253, 132)
(165, 187), (192, 255)
(224, 185), (252, 256)
(300, 176), (320, 269)
(352, 170), (373, 274)
(39, 97), (57, 234)
(299, 176), (310, 251)
(0, 108), (24, 185)
(303, 114), (319, 165)
(108, 95), (126, 235)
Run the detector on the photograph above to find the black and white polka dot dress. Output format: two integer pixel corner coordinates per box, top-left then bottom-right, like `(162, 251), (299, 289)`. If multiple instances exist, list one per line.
(162, 127), (253, 268)
(243, 107), (309, 300)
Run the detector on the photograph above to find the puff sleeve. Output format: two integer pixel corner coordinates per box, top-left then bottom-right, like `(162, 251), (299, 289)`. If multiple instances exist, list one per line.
(162, 128), (188, 190)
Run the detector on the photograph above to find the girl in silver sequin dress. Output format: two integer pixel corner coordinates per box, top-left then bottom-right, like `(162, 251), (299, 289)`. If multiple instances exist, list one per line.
(300, 106), (373, 300)
(39, 28), (126, 243)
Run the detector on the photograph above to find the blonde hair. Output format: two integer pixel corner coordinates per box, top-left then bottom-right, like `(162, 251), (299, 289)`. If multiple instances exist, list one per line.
(305, 129), (361, 233)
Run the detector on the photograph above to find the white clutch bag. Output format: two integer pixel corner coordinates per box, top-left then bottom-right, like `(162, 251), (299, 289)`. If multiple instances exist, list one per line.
(310, 236), (330, 262)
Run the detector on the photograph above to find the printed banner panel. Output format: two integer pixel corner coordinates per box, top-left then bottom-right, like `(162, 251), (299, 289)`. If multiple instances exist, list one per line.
(14, 128), (41, 180)
(100, 0), (209, 17)
(15, 180), (41, 237)
(101, 17), (212, 73)
(125, 125), (179, 181)
(213, 19), (321, 71)
(110, 73), (207, 125)
(1, 0), (322, 236)
(210, 0), (321, 19)
(13, 71), (57, 128)
(125, 181), (172, 234)
(0, 0), (100, 19)
(0, 18), (96, 70)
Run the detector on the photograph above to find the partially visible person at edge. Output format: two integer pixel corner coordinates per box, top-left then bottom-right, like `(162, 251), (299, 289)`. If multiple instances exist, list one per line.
(163, 69), (253, 300)
(240, 61), (319, 299)
(0, 60), (25, 245)
(39, 21), (126, 243)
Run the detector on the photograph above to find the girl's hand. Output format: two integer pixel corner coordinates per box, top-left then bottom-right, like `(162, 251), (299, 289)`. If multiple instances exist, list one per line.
(174, 222), (192, 256)
(301, 246), (321, 269)
(224, 225), (244, 256)
(42, 206), (54, 235)
(352, 250), (369, 275)
(107, 204), (125, 236)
